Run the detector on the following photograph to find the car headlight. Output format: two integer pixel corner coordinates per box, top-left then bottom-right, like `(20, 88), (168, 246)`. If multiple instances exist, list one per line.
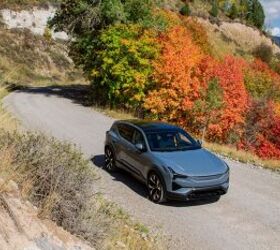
(167, 167), (188, 179)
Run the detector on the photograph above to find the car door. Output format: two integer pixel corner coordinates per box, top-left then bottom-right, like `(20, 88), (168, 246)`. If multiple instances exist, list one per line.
(116, 124), (141, 176)
(127, 128), (149, 180)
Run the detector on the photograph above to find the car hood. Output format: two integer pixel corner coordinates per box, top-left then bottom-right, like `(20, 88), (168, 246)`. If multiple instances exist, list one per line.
(153, 148), (228, 176)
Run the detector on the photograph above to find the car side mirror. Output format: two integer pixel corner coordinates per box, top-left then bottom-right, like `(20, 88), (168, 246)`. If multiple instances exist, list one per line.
(135, 143), (145, 152)
(197, 139), (203, 146)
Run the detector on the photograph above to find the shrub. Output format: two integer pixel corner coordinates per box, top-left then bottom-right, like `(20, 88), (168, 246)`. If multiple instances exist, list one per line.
(253, 43), (273, 64)
(0, 132), (97, 239)
(246, 59), (280, 101)
(194, 77), (224, 140)
(242, 100), (280, 159)
(244, 69), (280, 101)
(0, 131), (162, 247)
(180, 4), (191, 16)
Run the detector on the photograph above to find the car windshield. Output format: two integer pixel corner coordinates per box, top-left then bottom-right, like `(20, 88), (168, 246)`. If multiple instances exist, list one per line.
(146, 130), (201, 152)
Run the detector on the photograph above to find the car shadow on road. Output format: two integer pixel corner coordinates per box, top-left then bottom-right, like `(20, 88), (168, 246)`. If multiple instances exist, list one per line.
(9, 84), (95, 107)
(92, 155), (220, 207)
(92, 154), (148, 198)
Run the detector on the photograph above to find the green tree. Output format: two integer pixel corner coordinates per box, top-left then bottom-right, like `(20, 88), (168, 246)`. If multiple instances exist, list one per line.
(229, 3), (238, 19)
(210, 0), (219, 17)
(247, 0), (265, 29)
(49, 0), (165, 36)
(87, 24), (159, 107)
(194, 78), (224, 141)
(49, 0), (166, 107)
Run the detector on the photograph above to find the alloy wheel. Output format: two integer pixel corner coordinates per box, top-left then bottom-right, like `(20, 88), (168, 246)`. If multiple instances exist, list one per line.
(148, 173), (164, 203)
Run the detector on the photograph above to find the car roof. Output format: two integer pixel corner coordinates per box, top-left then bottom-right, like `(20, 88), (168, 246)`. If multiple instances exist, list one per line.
(116, 119), (180, 133)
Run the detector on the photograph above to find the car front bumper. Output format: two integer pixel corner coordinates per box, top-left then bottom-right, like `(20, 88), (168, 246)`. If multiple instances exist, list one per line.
(166, 181), (229, 201)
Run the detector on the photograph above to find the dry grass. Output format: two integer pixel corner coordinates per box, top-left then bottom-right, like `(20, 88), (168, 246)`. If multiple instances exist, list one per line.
(0, 131), (162, 249)
(197, 18), (280, 59)
(205, 142), (280, 171)
(0, 75), (159, 249)
(87, 195), (164, 250)
(93, 105), (135, 120)
(0, 26), (85, 87)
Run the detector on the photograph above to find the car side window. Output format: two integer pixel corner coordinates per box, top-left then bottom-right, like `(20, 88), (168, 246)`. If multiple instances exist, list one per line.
(177, 132), (193, 147)
(133, 130), (146, 147)
(117, 124), (134, 143)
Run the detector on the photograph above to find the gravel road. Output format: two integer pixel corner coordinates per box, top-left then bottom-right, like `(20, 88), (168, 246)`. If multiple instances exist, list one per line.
(3, 87), (280, 250)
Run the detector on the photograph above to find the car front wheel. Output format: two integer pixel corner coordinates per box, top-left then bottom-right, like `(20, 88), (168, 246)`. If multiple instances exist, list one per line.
(147, 172), (166, 203)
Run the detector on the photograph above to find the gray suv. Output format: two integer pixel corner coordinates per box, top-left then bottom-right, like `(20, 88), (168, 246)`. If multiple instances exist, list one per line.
(105, 120), (229, 203)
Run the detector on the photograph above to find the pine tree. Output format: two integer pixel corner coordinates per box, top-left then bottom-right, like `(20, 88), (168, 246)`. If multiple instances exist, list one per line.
(180, 3), (191, 16)
(229, 3), (238, 19)
(247, 0), (265, 29)
(210, 0), (219, 17)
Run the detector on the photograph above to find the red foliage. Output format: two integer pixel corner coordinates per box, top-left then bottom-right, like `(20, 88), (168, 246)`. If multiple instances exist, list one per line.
(143, 21), (280, 160)
(145, 26), (248, 143)
(207, 56), (248, 142)
(255, 136), (280, 159)
(242, 100), (280, 159)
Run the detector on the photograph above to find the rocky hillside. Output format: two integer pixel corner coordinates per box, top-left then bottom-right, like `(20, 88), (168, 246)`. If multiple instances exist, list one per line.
(0, 3), (84, 86)
(198, 18), (280, 58)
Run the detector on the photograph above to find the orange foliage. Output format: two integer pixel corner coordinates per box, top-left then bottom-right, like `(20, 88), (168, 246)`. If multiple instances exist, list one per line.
(157, 9), (181, 27)
(144, 25), (204, 122)
(182, 17), (211, 54)
(145, 26), (248, 144)
(143, 14), (280, 159)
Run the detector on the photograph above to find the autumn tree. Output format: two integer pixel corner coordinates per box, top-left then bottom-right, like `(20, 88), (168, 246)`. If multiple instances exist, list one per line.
(144, 25), (204, 128)
(207, 56), (248, 143)
(89, 24), (159, 107)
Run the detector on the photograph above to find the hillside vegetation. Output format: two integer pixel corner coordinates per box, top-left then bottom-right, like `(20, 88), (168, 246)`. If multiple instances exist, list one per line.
(0, 25), (84, 86)
(0, 2), (162, 248)
(50, 0), (280, 163)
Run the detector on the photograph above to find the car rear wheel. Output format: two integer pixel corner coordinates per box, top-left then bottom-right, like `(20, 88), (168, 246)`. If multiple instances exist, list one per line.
(105, 147), (117, 172)
(148, 172), (166, 203)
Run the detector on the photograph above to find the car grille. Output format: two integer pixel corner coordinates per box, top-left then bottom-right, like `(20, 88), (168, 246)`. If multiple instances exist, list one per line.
(191, 174), (224, 181)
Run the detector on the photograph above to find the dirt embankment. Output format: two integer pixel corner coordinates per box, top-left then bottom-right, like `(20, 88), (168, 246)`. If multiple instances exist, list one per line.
(0, 178), (92, 250)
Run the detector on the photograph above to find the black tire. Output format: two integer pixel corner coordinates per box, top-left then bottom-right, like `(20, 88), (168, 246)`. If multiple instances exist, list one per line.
(104, 146), (117, 172)
(147, 172), (166, 203)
